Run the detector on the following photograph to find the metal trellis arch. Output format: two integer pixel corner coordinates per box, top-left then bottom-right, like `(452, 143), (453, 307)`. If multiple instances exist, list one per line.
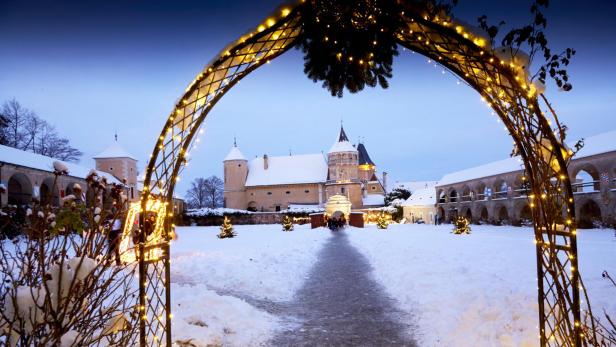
(136, 2), (595, 346)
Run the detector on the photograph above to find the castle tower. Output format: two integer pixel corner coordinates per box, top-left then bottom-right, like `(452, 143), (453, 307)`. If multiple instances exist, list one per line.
(325, 126), (363, 209)
(94, 136), (139, 201)
(357, 141), (376, 183)
(223, 142), (248, 209)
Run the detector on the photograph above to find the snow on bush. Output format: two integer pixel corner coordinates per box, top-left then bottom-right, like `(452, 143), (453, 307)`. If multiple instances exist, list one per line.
(52, 161), (69, 174)
(185, 207), (254, 217)
(0, 173), (138, 346)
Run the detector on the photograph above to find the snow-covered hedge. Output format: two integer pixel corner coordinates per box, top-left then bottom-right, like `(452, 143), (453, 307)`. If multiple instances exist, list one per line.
(185, 208), (254, 217)
(185, 206), (325, 217)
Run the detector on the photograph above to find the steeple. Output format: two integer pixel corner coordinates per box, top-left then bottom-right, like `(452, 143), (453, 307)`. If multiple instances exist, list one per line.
(224, 139), (246, 161)
(338, 125), (349, 142)
(328, 125), (357, 154)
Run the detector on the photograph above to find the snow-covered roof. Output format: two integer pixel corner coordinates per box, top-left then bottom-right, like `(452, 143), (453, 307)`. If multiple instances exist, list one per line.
(224, 146), (246, 161)
(328, 140), (357, 154)
(574, 130), (616, 159)
(245, 154), (327, 187)
(402, 186), (437, 207)
(0, 144), (121, 184)
(394, 181), (439, 193)
(363, 194), (385, 207)
(93, 141), (137, 161)
(438, 157), (524, 186)
(437, 129), (616, 187)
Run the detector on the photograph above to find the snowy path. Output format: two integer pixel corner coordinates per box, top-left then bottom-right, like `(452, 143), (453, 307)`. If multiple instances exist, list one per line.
(270, 230), (417, 347)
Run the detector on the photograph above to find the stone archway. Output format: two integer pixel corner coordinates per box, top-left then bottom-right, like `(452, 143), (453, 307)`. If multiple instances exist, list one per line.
(578, 199), (602, 229)
(7, 173), (32, 206)
(40, 177), (60, 206)
(135, 2), (590, 345)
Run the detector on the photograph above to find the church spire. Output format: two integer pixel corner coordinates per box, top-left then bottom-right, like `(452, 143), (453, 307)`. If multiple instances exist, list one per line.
(338, 124), (349, 142)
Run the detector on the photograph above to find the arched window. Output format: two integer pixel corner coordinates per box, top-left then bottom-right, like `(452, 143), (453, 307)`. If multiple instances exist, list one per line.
(7, 173), (33, 205)
(493, 180), (508, 199)
(437, 190), (446, 204)
(574, 169), (599, 193)
(475, 182), (487, 201)
(449, 189), (458, 203)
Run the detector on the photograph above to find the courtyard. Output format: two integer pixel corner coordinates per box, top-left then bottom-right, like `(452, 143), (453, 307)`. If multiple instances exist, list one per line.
(170, 224), (615, 346)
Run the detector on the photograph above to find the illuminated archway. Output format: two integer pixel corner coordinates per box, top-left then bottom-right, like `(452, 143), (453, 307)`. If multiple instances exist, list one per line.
(135, 2), (594, 346)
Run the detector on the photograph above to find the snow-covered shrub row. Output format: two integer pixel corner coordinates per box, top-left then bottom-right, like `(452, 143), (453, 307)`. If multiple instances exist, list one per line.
(185, 206), (325, 217)
(185, 207), (255, 217)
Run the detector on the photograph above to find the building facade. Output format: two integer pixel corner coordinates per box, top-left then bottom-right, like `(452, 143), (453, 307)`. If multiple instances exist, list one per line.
(431, 130), (616, 227)
(0, 139), (184, 214)
(0, 140), (134, 207)
(223, 126), (387, 212)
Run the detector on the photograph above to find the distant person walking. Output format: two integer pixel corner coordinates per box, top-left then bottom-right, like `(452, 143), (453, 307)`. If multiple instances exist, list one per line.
(108, 215), (123, 265)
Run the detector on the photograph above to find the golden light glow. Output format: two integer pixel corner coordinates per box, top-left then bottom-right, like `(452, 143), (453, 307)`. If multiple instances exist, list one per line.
(358, 164), (375, 171)
(120, 198), (168, 263)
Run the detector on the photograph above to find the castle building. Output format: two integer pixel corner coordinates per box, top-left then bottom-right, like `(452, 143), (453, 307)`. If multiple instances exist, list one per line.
(94, 140), (139, 201)
(223, 126), (387, 212)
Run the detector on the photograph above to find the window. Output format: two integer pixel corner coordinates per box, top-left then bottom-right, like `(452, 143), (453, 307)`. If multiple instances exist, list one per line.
(286, 191), (291, 194)
(267, 192), (272, 195)
(238, 164), (242, 167)
(275, 205), (281, 212)
(341, 187), (345, 194)
(304, 190), (309, 193)
(110, 167), (113, 171)
(130, 187), (134, 199)
(250, 192), (254, 196)
(371, 186), (376, 190)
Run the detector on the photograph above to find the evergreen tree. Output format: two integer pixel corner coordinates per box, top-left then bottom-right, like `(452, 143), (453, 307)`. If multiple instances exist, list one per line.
(452, 217), (471, 235)
(217, 216), (236, 239)
(282, 215), (294, 232)
(376, 213), (389, 229)
(384, 187), (411, 206)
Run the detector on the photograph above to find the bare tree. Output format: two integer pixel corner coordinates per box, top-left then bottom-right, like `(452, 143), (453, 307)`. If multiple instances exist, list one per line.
(186, 176), (224, 209)
(0, 99), (82, 162)
(0, 113), (8, 145)
(1, 98), (33, 149)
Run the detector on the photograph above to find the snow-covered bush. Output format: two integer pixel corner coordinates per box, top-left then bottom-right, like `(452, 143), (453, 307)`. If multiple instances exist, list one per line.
(0, 171), (138, 346)
(185, 207), (253, 217)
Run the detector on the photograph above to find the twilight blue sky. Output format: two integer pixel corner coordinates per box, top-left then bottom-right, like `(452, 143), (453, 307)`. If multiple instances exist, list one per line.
(1, 0), (616, 196)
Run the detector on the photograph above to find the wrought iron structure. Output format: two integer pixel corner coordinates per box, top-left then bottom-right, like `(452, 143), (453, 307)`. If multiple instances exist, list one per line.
(137, 1), (597, 346)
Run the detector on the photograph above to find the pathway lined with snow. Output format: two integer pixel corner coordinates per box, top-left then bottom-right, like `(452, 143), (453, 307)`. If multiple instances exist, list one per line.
(270, 230), (417, 347)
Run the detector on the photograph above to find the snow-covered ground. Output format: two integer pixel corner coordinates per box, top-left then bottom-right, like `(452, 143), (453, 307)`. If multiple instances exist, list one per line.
(168, 223), (614, 346)
(170, 224), (331, 346)
(347, 224), (616, 347)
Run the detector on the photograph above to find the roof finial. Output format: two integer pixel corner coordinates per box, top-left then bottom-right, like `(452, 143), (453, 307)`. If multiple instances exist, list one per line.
(233, 135), (237, 147)
(114, 132), (118, 142)
(289, 148), (292, 156)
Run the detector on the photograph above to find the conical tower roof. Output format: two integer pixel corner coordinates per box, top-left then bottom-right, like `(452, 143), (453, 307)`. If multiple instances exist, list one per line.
(328, 125), (357, 154)
(357, 142), (375, 166)
(94, 141), (137, 161)
(224, 146), (246, 161)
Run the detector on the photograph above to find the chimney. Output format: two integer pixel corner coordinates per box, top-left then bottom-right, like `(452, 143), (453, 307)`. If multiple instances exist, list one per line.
(382, 171), (388, 192)
(263, 154), (269, 170)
